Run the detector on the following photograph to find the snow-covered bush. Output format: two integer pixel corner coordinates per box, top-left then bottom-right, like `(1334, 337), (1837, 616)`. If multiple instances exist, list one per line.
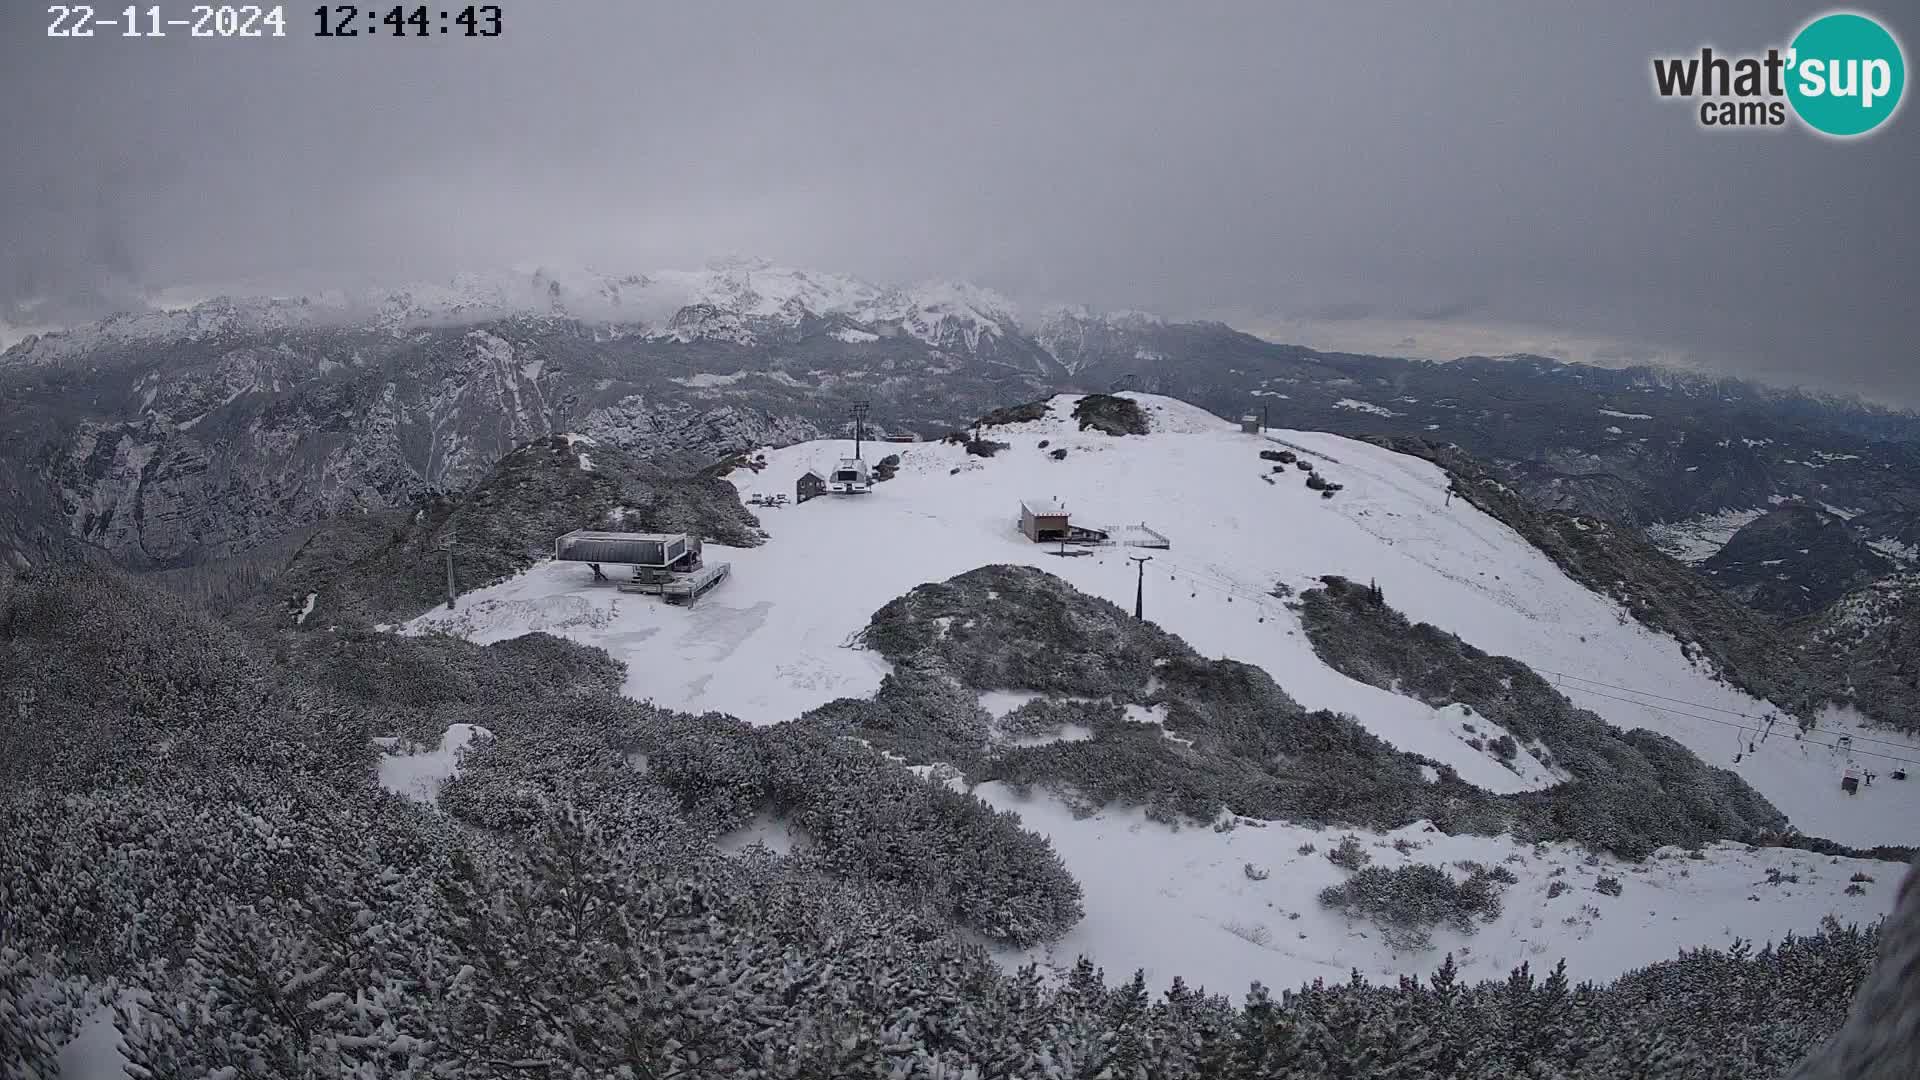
(1327, 835), (1372, 871)
(1318, 863), (1508, 952)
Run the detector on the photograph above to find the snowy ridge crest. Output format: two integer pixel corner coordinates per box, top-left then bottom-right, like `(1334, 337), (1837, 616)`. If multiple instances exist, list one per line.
(0, 259), (1063, 365)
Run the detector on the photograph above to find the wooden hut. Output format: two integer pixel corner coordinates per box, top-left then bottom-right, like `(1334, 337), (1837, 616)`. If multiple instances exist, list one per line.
(796, 470), (826, 504)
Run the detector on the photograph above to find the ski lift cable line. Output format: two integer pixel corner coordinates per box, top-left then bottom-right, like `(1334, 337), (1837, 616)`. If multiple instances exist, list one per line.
(1140, 562), (1920, 761)
(1536, 661), (1774, 718)
(1555, 683), (1920, 768)
(1539, 669), (1768, 719)
(1115, 559), (1918, 766)
(1541, 669), (1920, 753)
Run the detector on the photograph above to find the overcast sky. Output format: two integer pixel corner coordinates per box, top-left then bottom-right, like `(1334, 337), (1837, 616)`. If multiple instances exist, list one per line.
(2, 3), (1915, 402)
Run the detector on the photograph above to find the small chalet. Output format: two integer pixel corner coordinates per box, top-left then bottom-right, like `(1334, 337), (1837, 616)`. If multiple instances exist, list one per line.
(796, 470), (826, 504)
(1240, 415), (1260, 433)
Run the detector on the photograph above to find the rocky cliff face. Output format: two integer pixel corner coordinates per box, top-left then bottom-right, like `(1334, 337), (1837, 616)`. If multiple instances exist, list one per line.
(0, 318), (936, 569)
(240, 432), (764, 628)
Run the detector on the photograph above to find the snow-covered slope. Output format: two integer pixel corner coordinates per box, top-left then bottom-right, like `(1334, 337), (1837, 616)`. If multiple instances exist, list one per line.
(988, 797), (1896, 996)
(409, 392), (1917, 994)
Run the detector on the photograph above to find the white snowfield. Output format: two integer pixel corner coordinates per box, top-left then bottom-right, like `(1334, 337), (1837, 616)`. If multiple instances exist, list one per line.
(410, 392), (1917, 995)
(372, 723), (494, 803)
(989, 796), (1901, 996)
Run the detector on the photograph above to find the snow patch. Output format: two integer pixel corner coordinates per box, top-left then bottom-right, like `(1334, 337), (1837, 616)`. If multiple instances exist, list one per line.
(719, 812), (811, 855)
(1007, 724), (1097, 748)
(1334, 398), (1401, 417)
(375, 724), (493, 804)
(1645, 509), (1768, 565)
(672, 370), (753, 388)
(985, 786), (1898, 1001)
(1866, 538), (1918, 563)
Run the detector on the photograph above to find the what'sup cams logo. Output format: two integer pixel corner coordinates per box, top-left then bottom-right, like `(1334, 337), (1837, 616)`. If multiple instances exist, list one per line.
(1652, 10), (1905, 137)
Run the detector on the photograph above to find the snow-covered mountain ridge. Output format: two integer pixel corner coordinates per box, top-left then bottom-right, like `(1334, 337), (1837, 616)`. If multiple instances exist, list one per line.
(0, 258), (1044, 366)
(405, 392), (1918, 998)
(7, 257), (1920, 620)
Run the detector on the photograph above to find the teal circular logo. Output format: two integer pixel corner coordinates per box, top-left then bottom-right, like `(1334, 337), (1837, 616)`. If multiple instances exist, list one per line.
(1787, 12), (1905, 136)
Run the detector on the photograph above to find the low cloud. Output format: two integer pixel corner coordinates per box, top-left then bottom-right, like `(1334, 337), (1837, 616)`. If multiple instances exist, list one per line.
(0, 2), (1913, 402)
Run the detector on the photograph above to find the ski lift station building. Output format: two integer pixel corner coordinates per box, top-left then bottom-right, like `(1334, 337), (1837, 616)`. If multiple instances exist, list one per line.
(554, 530), (692, 569)
(553, 529), (731, 604)
(830, 457), (872, 493)
(1019, 497), (1072, 542)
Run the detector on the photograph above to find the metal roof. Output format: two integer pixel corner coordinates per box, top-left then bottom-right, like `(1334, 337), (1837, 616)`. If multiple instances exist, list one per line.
(558, 530), (687, 543)
(555, 531), (690, 568)
(1021, 497), (1068, 516)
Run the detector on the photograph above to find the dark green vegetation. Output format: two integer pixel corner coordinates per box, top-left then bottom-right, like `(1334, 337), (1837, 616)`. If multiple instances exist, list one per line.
(816, 564), (1796, 860)
(1, 558), (1908, 1077)
(0, 562), (1080, 1072)
(1318, 863), (1509, 952)
(1072, 393), (1151, 435)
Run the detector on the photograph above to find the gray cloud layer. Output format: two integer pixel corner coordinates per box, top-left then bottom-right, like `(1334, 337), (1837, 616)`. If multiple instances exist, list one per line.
(2, 2), (1915, 401)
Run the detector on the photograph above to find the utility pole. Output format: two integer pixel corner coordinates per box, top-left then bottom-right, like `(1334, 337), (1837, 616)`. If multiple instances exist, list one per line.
(444, 534), (457, 610)
(1262, 404), (1269, 432)
(850, 400), (870, 460)
(1129, 553), (1153, 620)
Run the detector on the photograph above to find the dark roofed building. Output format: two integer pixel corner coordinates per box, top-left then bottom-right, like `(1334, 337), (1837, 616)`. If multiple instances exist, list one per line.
(797, 470), (826, 504)
(554, 531), (691, 568)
